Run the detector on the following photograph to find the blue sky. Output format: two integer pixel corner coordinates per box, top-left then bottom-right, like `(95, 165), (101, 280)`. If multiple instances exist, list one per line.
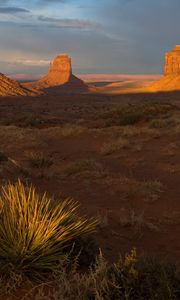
(0, 0), (179, 76)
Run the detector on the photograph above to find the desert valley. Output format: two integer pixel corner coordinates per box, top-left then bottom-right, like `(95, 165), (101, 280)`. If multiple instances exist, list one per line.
(0, 44), (180, 298)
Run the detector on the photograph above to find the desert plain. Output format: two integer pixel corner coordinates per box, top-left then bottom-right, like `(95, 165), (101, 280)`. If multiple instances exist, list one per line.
(0, 47), (180, 298)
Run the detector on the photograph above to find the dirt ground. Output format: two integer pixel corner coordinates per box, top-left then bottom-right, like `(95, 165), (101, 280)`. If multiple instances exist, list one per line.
(0, 91), (180, 266)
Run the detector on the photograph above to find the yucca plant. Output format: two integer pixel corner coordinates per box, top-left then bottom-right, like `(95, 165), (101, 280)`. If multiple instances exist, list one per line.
(0, 180), (97, 280)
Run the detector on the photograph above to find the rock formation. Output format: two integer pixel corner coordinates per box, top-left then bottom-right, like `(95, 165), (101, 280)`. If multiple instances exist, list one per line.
(164, 45), (180, 76)
(148, 45), (180, 92)
(24, 54), (87, 93)
(40, 54), (72, 86)
(0, 73), (36, 96)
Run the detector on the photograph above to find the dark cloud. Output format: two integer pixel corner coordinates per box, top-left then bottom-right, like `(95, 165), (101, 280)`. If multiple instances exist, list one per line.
(38, 16), (100, 29)
(0, 7), (29, 14)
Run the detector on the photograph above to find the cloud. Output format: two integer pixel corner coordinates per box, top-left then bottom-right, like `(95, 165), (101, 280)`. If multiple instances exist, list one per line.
(0, 7), (29, 14)
(38, 16), (100, 29)
(16, 59), (50, 66)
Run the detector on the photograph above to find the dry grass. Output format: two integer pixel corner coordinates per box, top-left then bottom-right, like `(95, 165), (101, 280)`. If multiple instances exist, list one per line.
(160, 163), (180, 174)
(104, 175), (163, 202)
(26, 152), (53, 169)
(162, 142), (178, 157)
(17, 249), (180, 300)
(63, 159), (104, 176)
(97, 102), (175, 126)
(119, 208), (160, 233)
(149, 118), (171, 129)
(41, 124), (87, 138)
(120, 126), (161, 139)
(100, 138), (130, 155)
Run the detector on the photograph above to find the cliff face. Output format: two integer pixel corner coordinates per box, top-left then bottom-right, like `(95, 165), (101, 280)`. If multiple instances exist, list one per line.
(0, 73), (35, 96)
(148, 45), (180, 92)
(164, 45), (180, 77)
(40, 54), (72, 86)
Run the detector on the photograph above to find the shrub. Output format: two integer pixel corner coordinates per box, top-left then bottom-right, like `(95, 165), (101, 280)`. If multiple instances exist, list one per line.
(63, 159), (103, 176)
(24, 249), (180, 300)
(27, 152), (53, 169)
(0, 180), (97, 280)
(98, 103), (175, 126)
(101, 138), (130, 155)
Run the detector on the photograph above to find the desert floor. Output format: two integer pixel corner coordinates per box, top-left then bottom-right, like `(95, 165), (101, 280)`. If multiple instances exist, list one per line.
(0, 90), (180, 266)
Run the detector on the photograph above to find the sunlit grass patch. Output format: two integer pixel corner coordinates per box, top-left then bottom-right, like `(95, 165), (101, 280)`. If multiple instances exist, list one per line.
(101, 138), (130, 155)
(42, 124), (87, 138)
(120, 126), (160, 138)
(59, 124), (86, 137)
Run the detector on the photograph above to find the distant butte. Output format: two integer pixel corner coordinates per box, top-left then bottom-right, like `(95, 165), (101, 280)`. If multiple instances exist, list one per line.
(148, 45), (180, 92)
(23, 54), (87, 94)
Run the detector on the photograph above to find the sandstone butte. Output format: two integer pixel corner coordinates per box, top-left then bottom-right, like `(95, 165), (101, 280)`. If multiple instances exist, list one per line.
(0, 73), (36, 96)
(148, 45), (180, 92)
(23, 54), (87, 93)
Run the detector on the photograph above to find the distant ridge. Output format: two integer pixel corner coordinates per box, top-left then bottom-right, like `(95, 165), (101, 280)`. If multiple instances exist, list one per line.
(0, 73), (36, 96)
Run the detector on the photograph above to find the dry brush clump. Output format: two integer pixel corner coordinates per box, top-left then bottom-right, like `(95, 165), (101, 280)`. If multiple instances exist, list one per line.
(100, 137), (130, 155)
(26, 151), (53, 169)
(23, 249), (180, 300)
(41, 124), (87, 138)
(0, 180), (97, 281)
(63, 159), (104, 177)
(97, 102), (176, 127)
(104, 175), (163, 202)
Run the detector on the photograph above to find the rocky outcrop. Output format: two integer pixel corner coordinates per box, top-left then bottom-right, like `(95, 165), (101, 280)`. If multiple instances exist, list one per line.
(0, 73), (36, 96)
(148, 45), (180, 92)
(40, 54), (72, 86)
(164, 45), (180, 76)
(24, 54), (87, 94)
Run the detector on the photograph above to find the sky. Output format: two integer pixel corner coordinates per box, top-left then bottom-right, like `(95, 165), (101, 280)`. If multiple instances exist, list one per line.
(0, 0), (179, 77)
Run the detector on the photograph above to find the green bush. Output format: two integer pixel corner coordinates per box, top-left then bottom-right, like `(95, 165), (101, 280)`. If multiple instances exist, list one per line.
(0, 180), (97, 280)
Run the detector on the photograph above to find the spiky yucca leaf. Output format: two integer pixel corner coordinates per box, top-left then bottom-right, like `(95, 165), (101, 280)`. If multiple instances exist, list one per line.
(0, 180), (97, 279)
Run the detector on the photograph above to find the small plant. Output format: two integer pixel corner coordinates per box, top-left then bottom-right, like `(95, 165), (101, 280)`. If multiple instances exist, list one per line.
(0, 180), (97, 280)
(119, 208), (160, 232)
(63, 159), (103, 176)
(27, 152), (53, 169)
(101, 138), (130, 155)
